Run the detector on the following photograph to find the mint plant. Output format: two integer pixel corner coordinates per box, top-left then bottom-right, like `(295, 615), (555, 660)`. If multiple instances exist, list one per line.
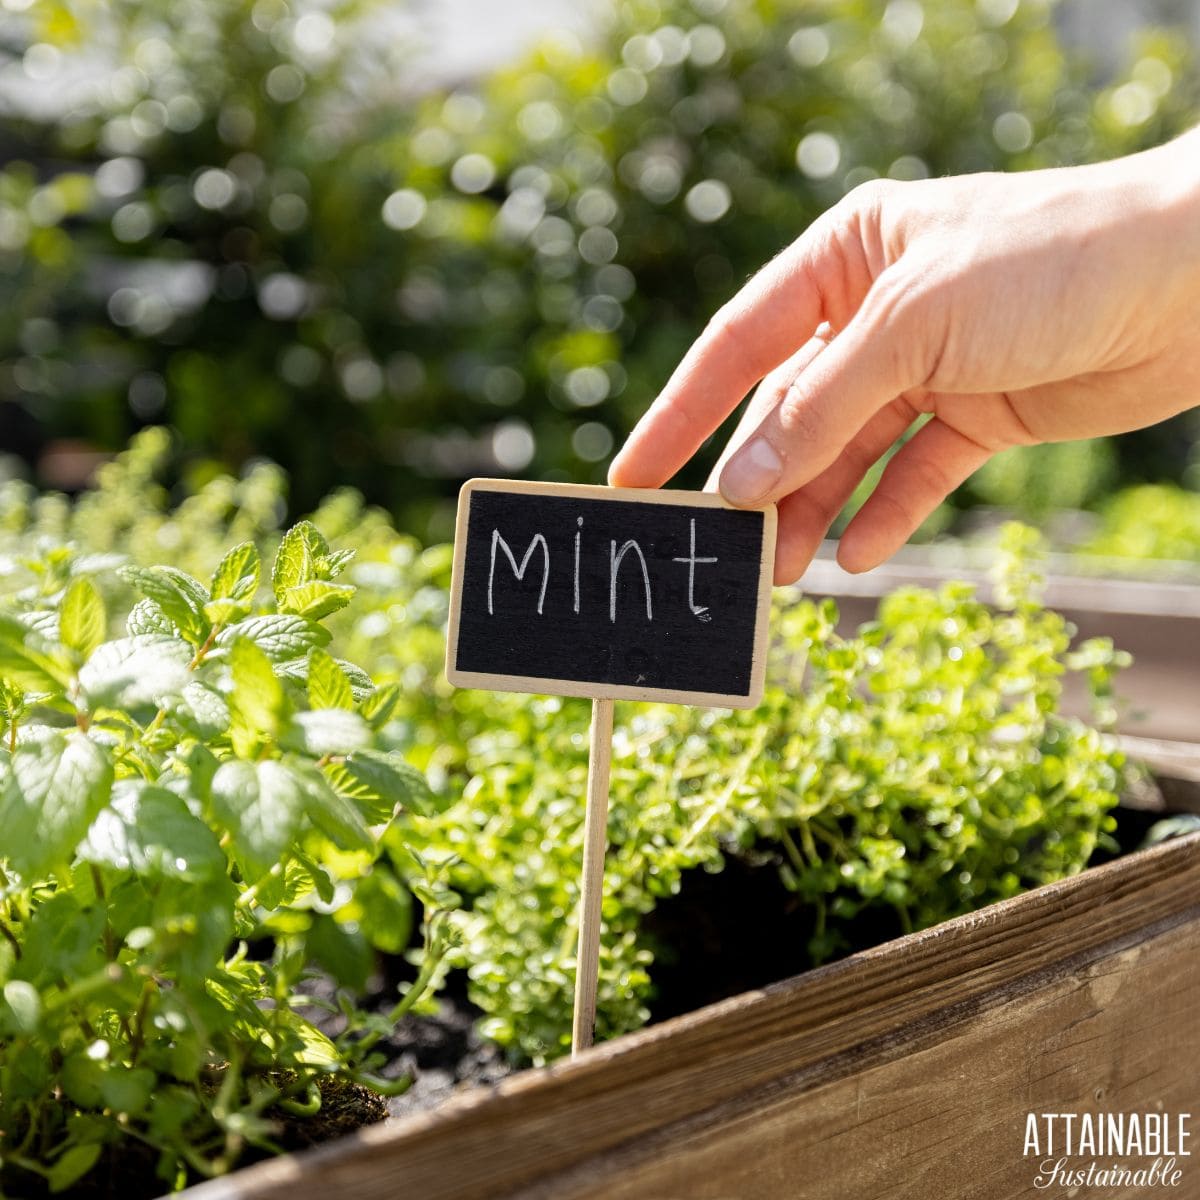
(0, 518), (448, 1195)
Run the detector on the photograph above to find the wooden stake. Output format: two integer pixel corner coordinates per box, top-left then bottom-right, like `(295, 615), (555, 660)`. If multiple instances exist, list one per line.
(571, 695), (614, 1057)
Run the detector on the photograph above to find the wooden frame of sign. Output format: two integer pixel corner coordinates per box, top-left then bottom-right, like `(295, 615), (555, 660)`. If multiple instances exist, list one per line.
(445, 479), (778, 709)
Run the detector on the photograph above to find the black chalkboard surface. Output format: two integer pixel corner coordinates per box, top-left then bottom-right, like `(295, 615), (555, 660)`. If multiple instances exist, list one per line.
(446, 480), (776, 707)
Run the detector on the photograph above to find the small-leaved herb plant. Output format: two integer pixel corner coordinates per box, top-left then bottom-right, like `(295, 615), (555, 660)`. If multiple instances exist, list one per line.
(394, 525), (1129, 1061)
(0, 517), (452, 1195)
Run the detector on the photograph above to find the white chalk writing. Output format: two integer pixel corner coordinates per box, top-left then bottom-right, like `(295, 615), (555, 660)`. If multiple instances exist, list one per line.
(609, 539), (653, 623)
(672, 518), (717, 622)
(488, 529), (550, 615)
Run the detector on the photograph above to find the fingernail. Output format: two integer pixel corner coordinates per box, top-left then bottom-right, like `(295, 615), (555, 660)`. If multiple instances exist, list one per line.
(720, 437), (782, 504)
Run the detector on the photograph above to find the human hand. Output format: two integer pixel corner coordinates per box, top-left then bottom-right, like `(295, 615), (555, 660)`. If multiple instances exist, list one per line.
(608, 128), (1200, 583)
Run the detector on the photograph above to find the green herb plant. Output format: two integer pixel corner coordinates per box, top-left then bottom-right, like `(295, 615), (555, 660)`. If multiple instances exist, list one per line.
(0, 517), (448, 1195)
(1084, 482), (1200, 564)
(395, 524), (1129, 1062)
(0, 437), (1131, 1093)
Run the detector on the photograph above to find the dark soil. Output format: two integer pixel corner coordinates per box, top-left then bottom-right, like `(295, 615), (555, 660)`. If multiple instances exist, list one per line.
(272, 1075), (388, 1150)
(641, 849), (904, 1022)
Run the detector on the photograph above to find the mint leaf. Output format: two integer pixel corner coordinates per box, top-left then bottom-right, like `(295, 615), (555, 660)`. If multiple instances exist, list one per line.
(359, 682), (400, 728)
(216, 614), (329, 662)
(324, 548), (355, 578)
(126, 597), (176, 638)
(78, 636), (191, 709)
(0, 733), (114, 877)
(15, 892), (105, 988)
(252, 855), (319, 910)
(352, 868), (412, 955)
(79, 780), (225, 881)
(307, 647), (353, 711)
(20, 609), (60, 641)
(202, 597), (251, 626)
(211, 541), (261, 603)
(0, 615), (72, 693)
(60, 577), (106, 658)
(306, 916), (371, 992)
(336, 658), (374, 698)
(100, 1066), (156, 1117)
(272, 523), (318, 601)
(228, 638), (285, 754)
(119, 566), (209, 645)
(0, 980), (41, 1035)
(326, 749), (433, 822)
(277, 580), (355, 619)
(170, 680), (231, 740)
(209, 760), (303, 882)
(152, 875), (237, 983)
(0, 680), (26, 725)
(47, 1143), (103, 1193)
(285, 708), (370, 758)
(287, 759), (372, 852)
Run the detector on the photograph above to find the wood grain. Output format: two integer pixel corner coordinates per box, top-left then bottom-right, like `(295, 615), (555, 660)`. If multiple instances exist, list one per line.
(184, 824), (1200, 1200)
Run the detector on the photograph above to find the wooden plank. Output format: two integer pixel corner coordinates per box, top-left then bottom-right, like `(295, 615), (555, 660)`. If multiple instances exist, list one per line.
(799, 545), (1200, 620)
(1119, 735), (1200, 785)
(185, 830), (1200, 1200)
(564, 921), (1198, 1200)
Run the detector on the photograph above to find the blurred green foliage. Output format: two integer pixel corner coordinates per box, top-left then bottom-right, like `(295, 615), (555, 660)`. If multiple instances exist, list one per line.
(1084, 482), (1200, 562)
(1, 0), (1196, 539)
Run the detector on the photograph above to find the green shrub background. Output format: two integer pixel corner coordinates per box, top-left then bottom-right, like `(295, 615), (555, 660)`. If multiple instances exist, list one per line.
(2, 0), (1197, 541)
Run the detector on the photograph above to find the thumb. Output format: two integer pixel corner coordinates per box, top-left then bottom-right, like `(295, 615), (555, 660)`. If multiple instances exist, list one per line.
(716, 268), (930, 507)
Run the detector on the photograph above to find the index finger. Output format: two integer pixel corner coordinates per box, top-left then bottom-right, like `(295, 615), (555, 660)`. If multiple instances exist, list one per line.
(607, 207), (849, 489)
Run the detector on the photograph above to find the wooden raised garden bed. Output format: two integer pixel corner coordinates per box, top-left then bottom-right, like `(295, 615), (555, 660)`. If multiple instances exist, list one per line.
(181, 744), (1200, 1195)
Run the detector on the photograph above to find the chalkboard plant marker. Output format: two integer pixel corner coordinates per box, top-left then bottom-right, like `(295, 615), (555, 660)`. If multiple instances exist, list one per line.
(446, 478), (777, 1055)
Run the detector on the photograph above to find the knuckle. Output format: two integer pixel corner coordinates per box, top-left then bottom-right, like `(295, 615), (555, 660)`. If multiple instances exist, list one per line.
(857, 268), (942, 385)
(702, 302), (755, 373)
(910, 446), (959, 498)
(834, 177), (903, 231)
(839, 436), (880, 480)
(861, 266), (919, 327)
(849, 176), (902, 213)
(776, 381), (823, 443)
(870, 486), (919, 537)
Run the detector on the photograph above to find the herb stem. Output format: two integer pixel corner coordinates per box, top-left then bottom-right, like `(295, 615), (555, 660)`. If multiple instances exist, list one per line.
(0, 915), (22, 960)
(188, 622), (223, 671)
(354, 917), (446, 1057)
(129, 980), (154, 1064)
(89, 865), (119, 960)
